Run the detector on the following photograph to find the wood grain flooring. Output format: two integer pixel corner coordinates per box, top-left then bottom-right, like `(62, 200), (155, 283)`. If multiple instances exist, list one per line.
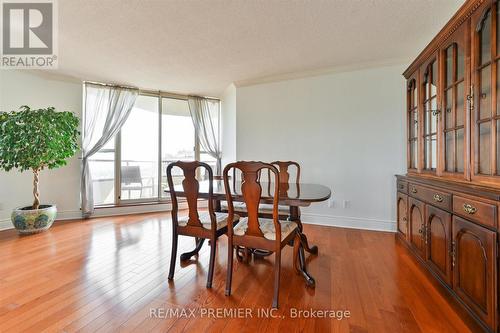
(0, 212), (479, 332)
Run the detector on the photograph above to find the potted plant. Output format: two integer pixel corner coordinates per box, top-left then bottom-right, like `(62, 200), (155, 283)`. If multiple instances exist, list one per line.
(0, 106), (79, 234)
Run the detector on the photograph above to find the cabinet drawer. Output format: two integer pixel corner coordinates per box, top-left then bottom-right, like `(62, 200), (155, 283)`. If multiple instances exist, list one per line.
(452, 196), (497, 229)
(408, 183), (451, 211)
(397, 181), (408, 193)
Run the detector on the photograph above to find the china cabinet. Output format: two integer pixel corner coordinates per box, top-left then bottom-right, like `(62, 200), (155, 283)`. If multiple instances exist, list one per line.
(398, 1), (500, 332)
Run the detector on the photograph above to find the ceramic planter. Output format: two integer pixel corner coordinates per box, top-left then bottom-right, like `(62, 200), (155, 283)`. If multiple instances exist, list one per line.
(11, 205), (57, 234)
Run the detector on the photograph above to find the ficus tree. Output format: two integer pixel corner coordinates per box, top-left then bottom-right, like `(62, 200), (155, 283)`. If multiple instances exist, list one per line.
(0, 106), (79, 209)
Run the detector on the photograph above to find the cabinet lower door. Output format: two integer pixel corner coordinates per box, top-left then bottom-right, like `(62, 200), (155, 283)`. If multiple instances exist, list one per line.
(425, 206), (452, 286)
(397, 193), (408, 239)
(408, 198), (425, 258)
(452, 217), (497, 330)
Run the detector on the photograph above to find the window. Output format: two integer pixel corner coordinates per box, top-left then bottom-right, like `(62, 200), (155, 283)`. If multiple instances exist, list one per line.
(90, 93), (220, 206)
(160, 98), (196, 198)
(120, 95), (159, 201)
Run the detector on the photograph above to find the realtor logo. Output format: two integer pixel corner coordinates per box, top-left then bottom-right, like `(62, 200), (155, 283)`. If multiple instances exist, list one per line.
(1, 0), (58, 68)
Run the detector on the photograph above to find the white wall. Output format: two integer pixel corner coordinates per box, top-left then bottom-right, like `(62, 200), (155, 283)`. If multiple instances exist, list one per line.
(221, 84), (237, 167)
(235, 64), (407, 231)
(0, 71), (83, 228)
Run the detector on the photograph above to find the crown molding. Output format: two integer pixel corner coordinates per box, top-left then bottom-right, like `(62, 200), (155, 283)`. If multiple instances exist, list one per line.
(234, 57), (409, 88)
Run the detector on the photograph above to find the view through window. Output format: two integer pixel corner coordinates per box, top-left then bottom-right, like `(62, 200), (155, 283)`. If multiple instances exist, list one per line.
(89, 94), (220, 206)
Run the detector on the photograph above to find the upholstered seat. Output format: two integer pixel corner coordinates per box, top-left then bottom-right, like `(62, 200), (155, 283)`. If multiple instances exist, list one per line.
(220, 201), (246, 211)
(258, 203), (290, 214)
(178, 212), (240, 230)
(221, 201), (289, 215)
(233, 217), (298, 240)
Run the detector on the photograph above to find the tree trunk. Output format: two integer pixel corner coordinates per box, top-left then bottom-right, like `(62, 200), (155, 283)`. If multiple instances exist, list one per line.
(33, 168), (40, 210)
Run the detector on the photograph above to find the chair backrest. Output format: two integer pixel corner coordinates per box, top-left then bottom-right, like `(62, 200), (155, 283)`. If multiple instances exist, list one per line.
(223, 161), (281, 241)
(121, 166), (142, 185)
(166, 161), (215, 230)
(270, 161), (300, 184)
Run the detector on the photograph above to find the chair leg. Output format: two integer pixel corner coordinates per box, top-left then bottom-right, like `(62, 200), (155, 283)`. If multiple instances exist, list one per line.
(293, 232), (301, 275)
(272, 250), (281, 308)
(225, 243), (234, 296)
(168, 230), (178, 280)
(206, 237), (217, 288)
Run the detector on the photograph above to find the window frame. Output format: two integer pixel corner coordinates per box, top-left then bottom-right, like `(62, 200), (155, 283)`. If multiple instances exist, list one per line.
(93, 91), (220, 208)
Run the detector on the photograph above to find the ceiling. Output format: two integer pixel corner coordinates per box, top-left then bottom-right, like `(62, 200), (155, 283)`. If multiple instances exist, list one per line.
(51, 0), (464, 97)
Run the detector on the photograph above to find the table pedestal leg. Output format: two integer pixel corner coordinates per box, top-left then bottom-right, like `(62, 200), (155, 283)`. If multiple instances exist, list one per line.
(289, 206), (318, 255)
(180, 237), (205, 261)
(298, 241), (315, 287)
(214, 199), (221, 212)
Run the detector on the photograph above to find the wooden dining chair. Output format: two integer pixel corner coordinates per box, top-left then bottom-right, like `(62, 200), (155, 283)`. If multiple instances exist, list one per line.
(221, 161), (301, 220)
(166, 161), (240, 288)
(223, 161), (303, 308)
(258, 161), (301, 219)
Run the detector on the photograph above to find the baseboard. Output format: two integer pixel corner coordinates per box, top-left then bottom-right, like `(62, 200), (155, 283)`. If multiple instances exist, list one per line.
(0, 218), (12, 231)
(0, 203), (178, 231)
(301, 213), (396, 232)
(0, 209), (82, 231)
(1, 208), (395, 233)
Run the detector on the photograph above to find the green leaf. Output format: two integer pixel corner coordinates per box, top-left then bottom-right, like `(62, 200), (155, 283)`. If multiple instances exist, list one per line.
(0, 106), (80, 183)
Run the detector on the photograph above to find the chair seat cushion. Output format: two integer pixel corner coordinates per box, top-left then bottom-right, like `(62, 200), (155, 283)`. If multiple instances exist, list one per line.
(178, 212), (239, 230)
(221, 202), (289, 215)
(220, 201), (247, 211)
(258, 203), (290, 214)
(233, 218), (298, 240)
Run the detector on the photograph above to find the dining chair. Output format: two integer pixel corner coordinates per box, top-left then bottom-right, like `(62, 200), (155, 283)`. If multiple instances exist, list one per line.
(221, 161), (301, 220)
(258, 161), (301, 219)
(223, 161), (302, 308)
(166, 161), (240, 288)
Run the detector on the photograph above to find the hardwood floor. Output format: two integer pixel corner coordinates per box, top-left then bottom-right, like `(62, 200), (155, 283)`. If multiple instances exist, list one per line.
(0, 212), (478, 332)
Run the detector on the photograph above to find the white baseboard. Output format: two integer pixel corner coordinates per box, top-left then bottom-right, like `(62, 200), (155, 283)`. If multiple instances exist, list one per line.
(1, 208), (395, 233)
(0, 219), (12, 231)
(0, 209), (82, 231)
(0, 203), (177, 231)
(301, 213), (396, 232)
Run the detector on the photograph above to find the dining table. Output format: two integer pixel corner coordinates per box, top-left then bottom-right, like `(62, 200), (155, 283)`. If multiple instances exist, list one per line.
(166, 179), (332, 286)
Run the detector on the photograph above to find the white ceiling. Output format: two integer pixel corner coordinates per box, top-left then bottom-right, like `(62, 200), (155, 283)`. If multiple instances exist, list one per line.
(52, 0), (464, 97)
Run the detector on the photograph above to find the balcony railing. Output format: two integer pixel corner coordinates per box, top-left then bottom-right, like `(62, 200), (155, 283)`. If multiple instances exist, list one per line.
(89, 158), (217, 205)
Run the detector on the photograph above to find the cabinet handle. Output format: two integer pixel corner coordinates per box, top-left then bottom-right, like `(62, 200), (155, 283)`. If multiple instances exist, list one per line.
(423, 225), (428, 244)
(411, 188), (417, 194)
(402, 217), (407, 222)
(433, 194), (443, 203)
(467, 85), (474, 112)
(463, 203), (477, 215)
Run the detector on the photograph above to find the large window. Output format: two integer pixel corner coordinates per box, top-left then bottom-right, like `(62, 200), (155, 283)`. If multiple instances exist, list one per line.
(90, 94), (220, 206)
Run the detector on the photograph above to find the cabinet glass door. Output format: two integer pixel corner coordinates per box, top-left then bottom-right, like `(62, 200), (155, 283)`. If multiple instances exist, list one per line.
(472, 3), (500, 179)
(423, 60), (439, 171)
(408, 77), (418, 170)
(443, 40), (466, 174)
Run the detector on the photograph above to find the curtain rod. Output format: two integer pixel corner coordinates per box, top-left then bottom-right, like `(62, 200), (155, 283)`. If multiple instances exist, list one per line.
(83, 80), (138, 90)
(85, 81), (220, 101)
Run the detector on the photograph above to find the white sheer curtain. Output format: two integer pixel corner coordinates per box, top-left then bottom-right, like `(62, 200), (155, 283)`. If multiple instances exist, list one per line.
(81, 83), (139, 217)
(187, 96), (221, 174)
